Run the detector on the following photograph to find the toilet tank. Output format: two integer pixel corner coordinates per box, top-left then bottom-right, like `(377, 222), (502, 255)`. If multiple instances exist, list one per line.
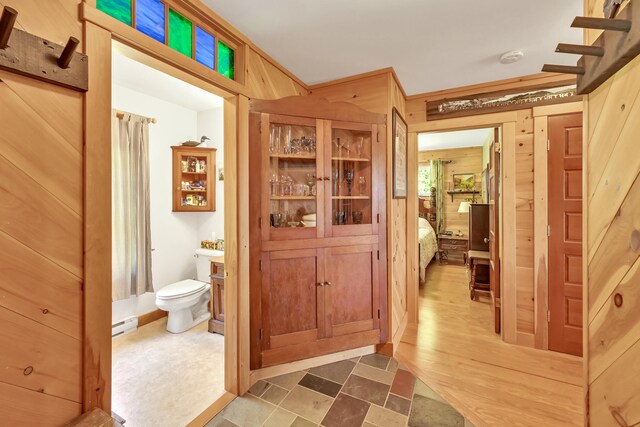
(195, 248), (224, 282)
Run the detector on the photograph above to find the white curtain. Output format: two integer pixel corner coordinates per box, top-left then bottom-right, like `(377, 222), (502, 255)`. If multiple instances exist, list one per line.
(112, 111), (153, 301)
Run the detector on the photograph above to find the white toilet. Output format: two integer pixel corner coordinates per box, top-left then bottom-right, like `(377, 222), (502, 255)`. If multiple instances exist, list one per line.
(155, 248), (222, 333)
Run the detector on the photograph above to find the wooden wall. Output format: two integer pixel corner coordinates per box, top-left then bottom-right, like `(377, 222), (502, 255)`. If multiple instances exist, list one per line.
(418, 147), (484, 236)
(246, 47), (309, 99)
(0, 0), (84, 424)
(308, 69), (408, 348)
(584, 1), (640, 425)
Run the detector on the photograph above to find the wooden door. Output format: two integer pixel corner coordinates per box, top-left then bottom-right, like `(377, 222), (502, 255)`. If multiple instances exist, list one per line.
(324, 245), (380, 341)
(259, 249), (325, 366)
(548, 113), (583, 357)
(489, 129), (501, 334)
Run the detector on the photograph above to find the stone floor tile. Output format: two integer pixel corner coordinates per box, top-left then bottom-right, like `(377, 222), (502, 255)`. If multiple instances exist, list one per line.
(365, 404), (408, 427)
(384, 393), (412, 416)
(204, 416), (239, 427)
(263, 407), (297, 427)
(386, 358), (399, 374)
(347, 356), (362, 363)
(414, 379), (446, 404)
(266, 371), (307, 391)
(290, 416), (318, 427)
(261, 383), (290, 406)
(298, 373), (342, 398)
(353, 363), (396, 385)
(390, 369), (416, 400)
(308, 360), (356, 384)
(216, 394), (276, 427)
(321, 393), (370, 427)
(248, 380), (270, 397)
(341, 374), (390, 406)
(362, 423), (377, 427)
(408, 394), (464, 427)
(280, 385), (334, 424)
(359, 353), (390, 370)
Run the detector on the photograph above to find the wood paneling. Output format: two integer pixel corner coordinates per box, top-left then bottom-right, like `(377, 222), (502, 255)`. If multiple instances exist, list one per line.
(247, 47), (308, 99)
(418, 147), (484, 236)
(0, 0), (84, 423)
(584, 1), (640, 423)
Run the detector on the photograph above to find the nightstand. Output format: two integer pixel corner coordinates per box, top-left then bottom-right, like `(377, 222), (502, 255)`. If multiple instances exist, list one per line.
(438, 235), (469, 265)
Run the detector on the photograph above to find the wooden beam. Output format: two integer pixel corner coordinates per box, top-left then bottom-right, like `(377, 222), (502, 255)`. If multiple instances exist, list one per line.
(571, 16), (631, 32)
(542, 65), (586, 75)
(556, 43), (605, 57)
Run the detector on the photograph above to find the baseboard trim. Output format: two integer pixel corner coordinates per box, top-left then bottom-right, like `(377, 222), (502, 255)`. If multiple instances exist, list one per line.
(138, 309), (167, 327)
(249, 345), (376, 387)
(186, 391), (235, 427)
(392, 312), (409, 352)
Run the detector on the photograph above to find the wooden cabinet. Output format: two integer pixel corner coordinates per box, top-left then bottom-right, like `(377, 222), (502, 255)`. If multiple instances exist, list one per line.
(249, 97), (387, 369)
(208, 257), (224, 334)
(171, 146), (216, 212)
(438, 235), (469, 264)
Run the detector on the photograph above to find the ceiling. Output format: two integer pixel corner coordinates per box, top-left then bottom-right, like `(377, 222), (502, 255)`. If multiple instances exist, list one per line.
(419, 128), (493, 151)
(202, 0), (583, 95)
(112, 44), (223, 111)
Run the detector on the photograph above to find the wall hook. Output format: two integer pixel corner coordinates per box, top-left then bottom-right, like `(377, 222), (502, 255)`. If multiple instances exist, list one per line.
(57, 36), (79, 69)
(0, 6), (17, 49)
(571, 16), (632, 32)
(542, 65), (586, 75)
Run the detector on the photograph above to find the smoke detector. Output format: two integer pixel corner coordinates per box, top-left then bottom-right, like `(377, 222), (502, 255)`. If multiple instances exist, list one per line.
(500, 50), (524, 64)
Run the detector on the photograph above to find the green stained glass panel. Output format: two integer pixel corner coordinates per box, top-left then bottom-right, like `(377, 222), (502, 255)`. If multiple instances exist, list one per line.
(168, 9), (192, 57)
(218, 41), (234, 80)
(97, 0), (132, 25)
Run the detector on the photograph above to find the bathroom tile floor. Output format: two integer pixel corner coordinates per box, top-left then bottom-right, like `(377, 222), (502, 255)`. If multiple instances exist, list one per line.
(112, 317), (225, 427)
(207, 354), (474, 427)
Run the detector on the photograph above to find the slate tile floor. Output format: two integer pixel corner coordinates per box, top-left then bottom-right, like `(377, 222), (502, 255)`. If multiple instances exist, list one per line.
(207, 354), (474, 427)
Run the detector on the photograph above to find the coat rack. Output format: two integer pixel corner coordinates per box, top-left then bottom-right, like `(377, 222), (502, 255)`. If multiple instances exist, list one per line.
(542, 1), (639, 95)
(0, 6), (88, 91)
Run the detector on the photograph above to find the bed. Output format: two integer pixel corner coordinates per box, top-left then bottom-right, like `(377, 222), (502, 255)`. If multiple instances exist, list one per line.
(419, 217), (438, 282)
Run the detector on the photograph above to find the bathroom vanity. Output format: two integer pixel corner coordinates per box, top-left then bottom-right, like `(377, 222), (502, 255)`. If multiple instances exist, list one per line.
(208, 256), (225, 334)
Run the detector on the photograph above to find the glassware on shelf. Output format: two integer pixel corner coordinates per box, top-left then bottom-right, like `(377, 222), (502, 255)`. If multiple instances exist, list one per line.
(270, 126), (281, 154)
(270, 173), (279, 196)
(334, 211), (346, 225)
(344, 138), (351, 158)
(306, 173), (316, 196)
(358, 176), (366, 196)
(355, 136), (364, 158)
(344, 168), (355, 196)
(333, 168), (340, 196)
(352, 211), (363, 224)
(334, 137), (342, 158)
(270, 212), (283, 228)
(283, 126), (292, 154)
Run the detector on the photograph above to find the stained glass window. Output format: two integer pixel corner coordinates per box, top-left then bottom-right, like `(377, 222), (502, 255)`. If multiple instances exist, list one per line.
(136, 0), (165, 43)
(168, 9), (192, 57)
(195, 27), (215, 70)
(97, 0), (132, 25)
(218, 41), (234, 80)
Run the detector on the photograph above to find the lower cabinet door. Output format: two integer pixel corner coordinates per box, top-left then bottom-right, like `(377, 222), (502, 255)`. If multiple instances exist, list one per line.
(260, 248), (325, 367)
(324, 244), (380, 339)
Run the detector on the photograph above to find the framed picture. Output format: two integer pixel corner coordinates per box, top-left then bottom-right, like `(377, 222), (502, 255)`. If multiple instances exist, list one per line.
(453, 173), (475, 190)
(392, 108), (408, 198)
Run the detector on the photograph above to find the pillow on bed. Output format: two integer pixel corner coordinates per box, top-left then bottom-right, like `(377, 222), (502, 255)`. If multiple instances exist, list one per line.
(418, 217), (429, 229)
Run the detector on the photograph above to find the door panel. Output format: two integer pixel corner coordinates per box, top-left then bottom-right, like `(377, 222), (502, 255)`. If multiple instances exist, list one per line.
(261, 249), (324, 351)
(548, 113), (583, 356)
(490, 129), (501, 334)
(325, 244), (379, 337)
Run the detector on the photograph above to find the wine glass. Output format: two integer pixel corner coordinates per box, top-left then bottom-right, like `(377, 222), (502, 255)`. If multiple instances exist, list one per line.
(333, 168), (340, 196)
(355, 136), (364, 158)
(358, 176), (366, 195)
(344, 168), (355, 196)
(334, 137), (342, 158)
(306, 172), (316, 196)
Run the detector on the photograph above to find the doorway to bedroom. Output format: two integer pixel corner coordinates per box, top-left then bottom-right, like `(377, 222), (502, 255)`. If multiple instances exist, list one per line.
(416, 127), (497, 329)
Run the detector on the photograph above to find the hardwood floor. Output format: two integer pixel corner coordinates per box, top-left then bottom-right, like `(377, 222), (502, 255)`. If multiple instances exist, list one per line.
(396, 263), (584, 427)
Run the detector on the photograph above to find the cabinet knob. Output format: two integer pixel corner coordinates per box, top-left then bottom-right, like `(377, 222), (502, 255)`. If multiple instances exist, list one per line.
(484, 237), (490, 243)
(324, 177), (330, 181)
(316, 282), (325, 287)
(325, 281), (332, 286)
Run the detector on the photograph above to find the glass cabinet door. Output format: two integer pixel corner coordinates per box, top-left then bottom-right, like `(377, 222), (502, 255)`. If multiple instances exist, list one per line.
(325, 122), (379, 237)
(262, 114), (322, 241)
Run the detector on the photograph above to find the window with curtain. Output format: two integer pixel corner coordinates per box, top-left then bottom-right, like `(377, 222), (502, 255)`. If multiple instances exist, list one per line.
(418, 164), (431, 196)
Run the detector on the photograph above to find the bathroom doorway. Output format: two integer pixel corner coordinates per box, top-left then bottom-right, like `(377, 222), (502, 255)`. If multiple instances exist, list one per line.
(109, 41), (229, 427)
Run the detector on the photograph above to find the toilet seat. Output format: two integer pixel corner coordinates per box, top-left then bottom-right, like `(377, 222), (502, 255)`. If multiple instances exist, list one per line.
(156, 279), (207, 300)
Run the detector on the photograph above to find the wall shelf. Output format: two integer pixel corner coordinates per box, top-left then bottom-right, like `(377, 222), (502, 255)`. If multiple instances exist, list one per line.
(446, 190), (479, 202)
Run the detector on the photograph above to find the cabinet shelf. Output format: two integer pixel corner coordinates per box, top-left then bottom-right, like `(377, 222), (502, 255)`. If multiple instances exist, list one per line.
(332, 196), (370, 200)
(181, 171), (207, 175)
(331, 157), (370, 162)
(270, 154), (316, 160)
(172, 146), (216, 212)
(182, 189), (207, 193)
(270, 196), (315, 200)
(446, 190), (479, 202)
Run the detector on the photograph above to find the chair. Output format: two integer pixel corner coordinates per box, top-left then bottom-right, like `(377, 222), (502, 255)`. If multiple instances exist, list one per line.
(468, 250), (490, 300)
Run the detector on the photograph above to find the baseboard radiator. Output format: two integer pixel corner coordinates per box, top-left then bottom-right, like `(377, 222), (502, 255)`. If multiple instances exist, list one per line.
(112, 316), (138, 338)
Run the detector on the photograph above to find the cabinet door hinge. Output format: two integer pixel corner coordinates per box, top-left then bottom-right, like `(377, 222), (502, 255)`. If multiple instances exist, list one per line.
(547, 139), (550, 151)
(377, 132), (380, 143)
(377, 309), (381, 319)
(377, 250), (380, 260)
(376, 213), (380, 223)
(547, 311), (551, 322)
(259, 260), (263, 271)
(547, 225), (551, 237)
(259, 217), (262, 229)
(259, 328), (263, 340)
